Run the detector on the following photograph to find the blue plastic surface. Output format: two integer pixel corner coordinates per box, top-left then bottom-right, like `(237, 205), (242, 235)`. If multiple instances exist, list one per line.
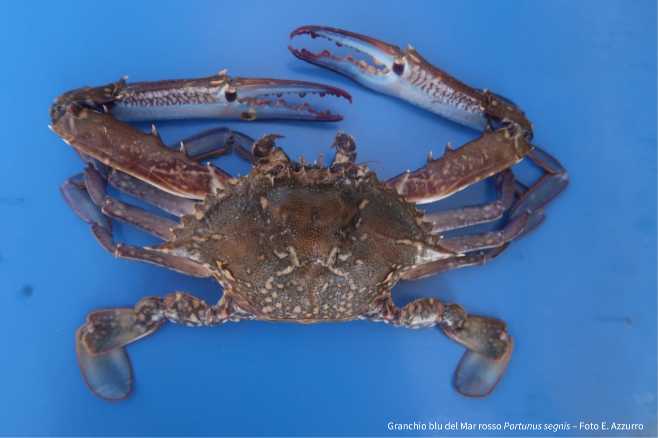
(1, 1), (655, 436)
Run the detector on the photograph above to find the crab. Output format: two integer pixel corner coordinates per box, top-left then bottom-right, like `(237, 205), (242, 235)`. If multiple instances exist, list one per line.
(49, 26), (568, 401)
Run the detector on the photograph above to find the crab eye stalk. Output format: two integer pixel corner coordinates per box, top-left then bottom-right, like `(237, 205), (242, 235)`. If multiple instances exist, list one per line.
(393, 58), (405, 75)
(252, 134), (281, 159)
(225, 87), (237, 102)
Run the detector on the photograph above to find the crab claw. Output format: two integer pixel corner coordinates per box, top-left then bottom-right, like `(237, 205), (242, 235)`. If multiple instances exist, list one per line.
(290, 26), (531, 134)
(290, 26), (403, 91)
(226, 77), (351, 121)
(102, 73), (350, 123)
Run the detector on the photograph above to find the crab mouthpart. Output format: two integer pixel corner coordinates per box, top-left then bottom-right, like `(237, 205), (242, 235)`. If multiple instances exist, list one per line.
(231, 77), (351, 121)
(289, 26), (402, 82)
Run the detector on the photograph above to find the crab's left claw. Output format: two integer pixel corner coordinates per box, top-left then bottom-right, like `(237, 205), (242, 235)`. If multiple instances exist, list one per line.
(290, 25), (531, 136)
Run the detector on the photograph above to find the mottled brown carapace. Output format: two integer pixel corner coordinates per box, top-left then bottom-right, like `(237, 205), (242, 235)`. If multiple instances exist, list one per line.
(164, 158), (449, 322)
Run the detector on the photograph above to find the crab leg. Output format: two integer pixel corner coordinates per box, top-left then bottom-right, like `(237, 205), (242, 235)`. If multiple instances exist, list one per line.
(104, 199), (176, 240)
(400, 246), (508, 281)
(100, 128), (256, 218)
(51, 105), (227, 200)
(77, 294), (247, 400)
(439, 212), (529, 253)
(290, 26), (531, 134)
(112, 244), (211, 278)
(175, 127), (255, 163)
(388, 127), (532, 204)
(424, 170), (516, 233)
(363, 296), (512, 397)
(83, 166), (178, 240)
(60, 175), (112, 235)
(107, 170), (197, 217)
(61, 174), (211, 278)
(509, 147), (569, 228)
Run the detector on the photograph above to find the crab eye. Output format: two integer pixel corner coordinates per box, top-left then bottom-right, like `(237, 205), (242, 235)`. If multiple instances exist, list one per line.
(393, 58), (405, 75)
(225, 87), (237, 102)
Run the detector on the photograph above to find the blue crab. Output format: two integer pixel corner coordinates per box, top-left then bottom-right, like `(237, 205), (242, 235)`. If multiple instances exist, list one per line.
(49, 26), (568, 401)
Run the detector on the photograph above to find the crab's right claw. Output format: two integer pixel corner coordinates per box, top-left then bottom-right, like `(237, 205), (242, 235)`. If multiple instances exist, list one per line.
(442, 314), (513, 397)
(290, 25), (532, 135)
(50, 73), (351, 125)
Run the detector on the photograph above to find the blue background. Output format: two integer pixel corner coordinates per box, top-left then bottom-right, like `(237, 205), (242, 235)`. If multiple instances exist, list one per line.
(1, 1), (656, 436)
